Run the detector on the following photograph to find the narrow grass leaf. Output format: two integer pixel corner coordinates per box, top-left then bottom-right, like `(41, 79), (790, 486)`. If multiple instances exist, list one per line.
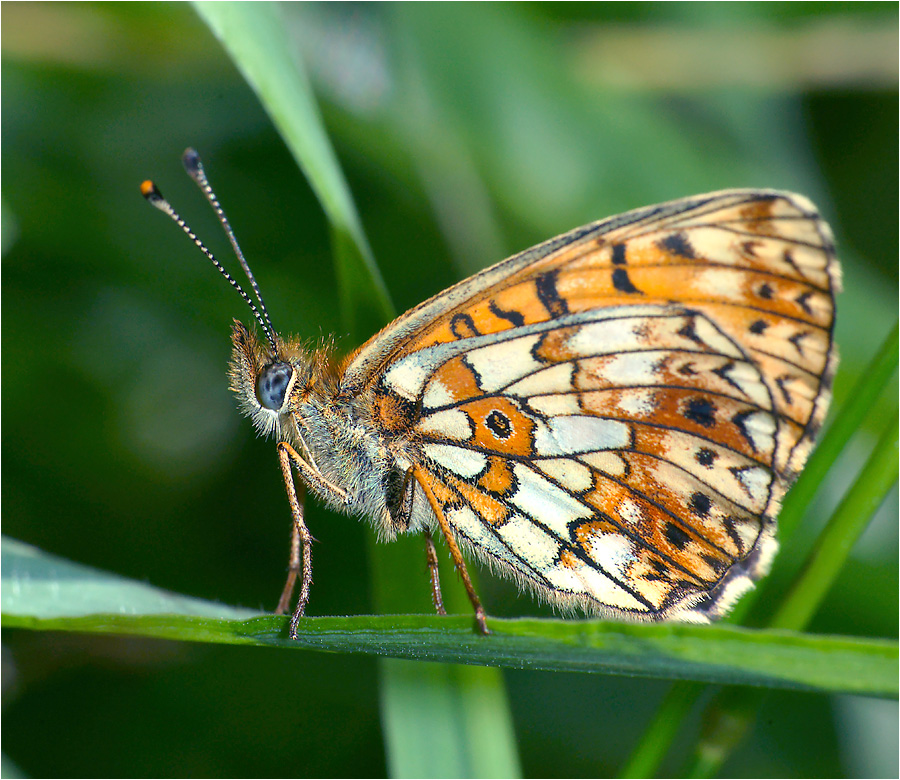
(192, 1), (393, 334)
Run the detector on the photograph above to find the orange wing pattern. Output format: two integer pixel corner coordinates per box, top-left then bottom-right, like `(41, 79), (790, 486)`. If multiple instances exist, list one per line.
(349, 190), (839, 620)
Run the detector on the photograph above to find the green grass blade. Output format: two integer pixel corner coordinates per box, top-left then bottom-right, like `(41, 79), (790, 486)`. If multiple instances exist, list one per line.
(4, 536), (897, 697)
(681, 413), (899, 777)
(192, 1), (393, 334)
(619, 682), (704, 778)
(771, 412), (899, 631)
(380, 659), (520, 778)
(0, 536), (261, 621)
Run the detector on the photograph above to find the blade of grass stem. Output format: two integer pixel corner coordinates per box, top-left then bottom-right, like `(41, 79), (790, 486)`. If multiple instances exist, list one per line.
(193, 1), (393, 334)
(770, 412), (898, 631)
(619, 681), (705, 778)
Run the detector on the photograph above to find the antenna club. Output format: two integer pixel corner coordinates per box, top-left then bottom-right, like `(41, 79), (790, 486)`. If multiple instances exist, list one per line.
(182, 148), (202, 177)
(140, 180), (167, 209)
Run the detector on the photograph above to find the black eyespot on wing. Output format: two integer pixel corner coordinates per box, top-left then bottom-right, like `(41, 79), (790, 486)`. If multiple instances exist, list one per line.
(485, 409), (513, 439)
(256, 362), (293, 410)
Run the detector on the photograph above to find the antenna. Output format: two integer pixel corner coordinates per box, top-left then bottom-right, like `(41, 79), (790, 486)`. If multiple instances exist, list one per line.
(140, 151), (280, 353)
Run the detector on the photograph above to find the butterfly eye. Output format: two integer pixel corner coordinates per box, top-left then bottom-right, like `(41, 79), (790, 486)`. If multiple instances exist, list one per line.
(256, 362), (293, 411)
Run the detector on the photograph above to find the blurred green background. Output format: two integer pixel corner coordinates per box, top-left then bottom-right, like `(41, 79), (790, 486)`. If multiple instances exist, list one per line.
(2, 2), (897, 777)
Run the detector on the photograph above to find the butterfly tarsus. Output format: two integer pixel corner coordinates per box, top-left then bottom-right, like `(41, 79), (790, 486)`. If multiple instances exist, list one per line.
(423, 528), (447, 616)
(277, 443), (314, 640)
(275, 521), (302, 615)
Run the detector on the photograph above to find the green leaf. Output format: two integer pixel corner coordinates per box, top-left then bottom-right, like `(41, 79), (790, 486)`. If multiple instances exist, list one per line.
(0, 536), (259, 621)
(3, 539), (896, 698)
(193, 1), (392, 338)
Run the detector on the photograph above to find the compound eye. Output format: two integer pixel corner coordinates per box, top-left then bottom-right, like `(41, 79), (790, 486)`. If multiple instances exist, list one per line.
(256, 362), (293, 411)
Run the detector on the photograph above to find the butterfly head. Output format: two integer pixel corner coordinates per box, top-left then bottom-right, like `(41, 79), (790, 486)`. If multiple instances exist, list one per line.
(228, 320), (318, 439)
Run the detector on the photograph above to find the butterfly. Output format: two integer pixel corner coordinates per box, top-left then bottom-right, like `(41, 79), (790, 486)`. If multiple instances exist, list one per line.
(143, 150), (840, 638)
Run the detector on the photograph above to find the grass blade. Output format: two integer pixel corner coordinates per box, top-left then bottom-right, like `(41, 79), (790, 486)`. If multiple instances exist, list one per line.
(4, 537), (896, 698)
(193, 1), (392, 335)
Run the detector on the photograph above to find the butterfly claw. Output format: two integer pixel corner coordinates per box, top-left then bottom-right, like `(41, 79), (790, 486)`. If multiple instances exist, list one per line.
(474, 607), (491, 636)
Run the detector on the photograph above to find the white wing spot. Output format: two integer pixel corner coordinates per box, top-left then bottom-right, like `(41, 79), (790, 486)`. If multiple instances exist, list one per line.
(732, 466), (772, 509)
(587, 532), (638, 580)
(534, 416), (630, 456)
(536, 458), (594, 493)
(422, 378), (455, 409)
(579, 451), (628, 477)
(418, 408), (471, 441)
(424, 443), (486, 478)
(548, 559), (647, 611)
(510, 464), (593, 538)
(738, 410), (776, 454)
(465, 335), (542, 392)
(445, 504), (520, 568)
(594, 351), (661, 385)
(527, 392), (582, 416)
(496, 514), (559, 569)
(506, 362), (575, 397)
(616, 389), (656, 417)
(383, 356), (430, 401)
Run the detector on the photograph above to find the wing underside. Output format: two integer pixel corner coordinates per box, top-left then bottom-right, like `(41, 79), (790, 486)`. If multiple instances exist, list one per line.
(352, 190), (839, 619)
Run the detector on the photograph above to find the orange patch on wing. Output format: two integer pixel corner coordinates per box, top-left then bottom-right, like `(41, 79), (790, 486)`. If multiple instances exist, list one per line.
(447, 474), (512, 527)
(429, 355), (485, 402)
(477, 455), (517, 496)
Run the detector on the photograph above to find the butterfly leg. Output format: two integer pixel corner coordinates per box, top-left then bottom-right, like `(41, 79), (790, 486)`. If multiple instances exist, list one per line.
(281, 440), (352, 506)
(277, 442), (315, 640)
(275, 519), (301, 615)
(422, 527), (447, 616)
(413, 467), (490, 635)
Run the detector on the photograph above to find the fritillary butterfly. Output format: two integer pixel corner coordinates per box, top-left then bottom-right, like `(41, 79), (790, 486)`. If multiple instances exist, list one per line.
(143, 150), (840, 638)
